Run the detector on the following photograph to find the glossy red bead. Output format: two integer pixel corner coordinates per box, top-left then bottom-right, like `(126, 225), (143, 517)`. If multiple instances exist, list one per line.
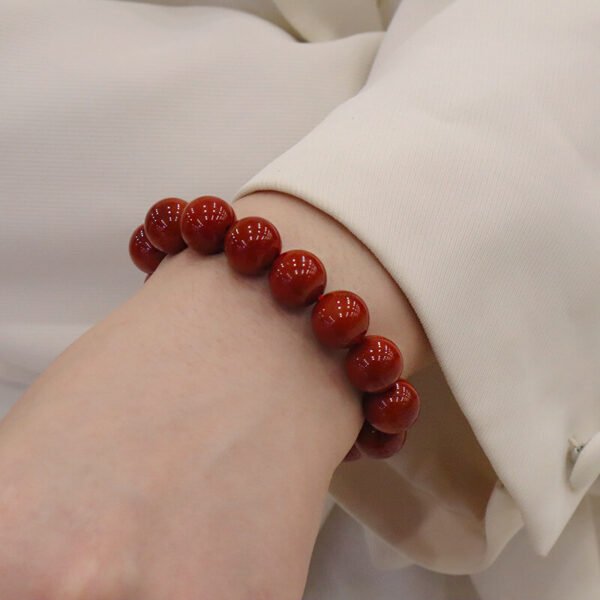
(144, 197), (188, 254)
(343, 444), (362, 462)
(363, 379), (420, 434)
(269, 250), (327, 308)
(224, 216), (282, 275)
(356, 422), (407, 459)
(311, 291), (369, 349)
(344, 335), (403, 393)
(180, 196), (236, 254)
(129, 225), (166, 274)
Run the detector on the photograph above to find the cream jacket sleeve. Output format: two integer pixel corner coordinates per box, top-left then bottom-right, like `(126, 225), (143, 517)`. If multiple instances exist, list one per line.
(237, 0), (600, 564)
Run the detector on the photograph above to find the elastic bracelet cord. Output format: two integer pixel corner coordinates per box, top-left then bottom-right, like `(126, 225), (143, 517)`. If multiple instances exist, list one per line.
(129, 196), (421, 463)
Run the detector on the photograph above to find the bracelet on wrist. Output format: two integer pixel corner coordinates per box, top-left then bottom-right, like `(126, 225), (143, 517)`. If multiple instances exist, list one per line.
(129, 196), (421, 463)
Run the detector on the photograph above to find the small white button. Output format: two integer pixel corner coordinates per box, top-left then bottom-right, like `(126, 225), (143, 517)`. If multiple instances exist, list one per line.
(569, 432), (600, 491)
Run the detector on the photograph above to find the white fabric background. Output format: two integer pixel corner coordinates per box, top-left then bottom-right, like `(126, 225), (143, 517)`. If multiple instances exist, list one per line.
(1, 1), (599, 598)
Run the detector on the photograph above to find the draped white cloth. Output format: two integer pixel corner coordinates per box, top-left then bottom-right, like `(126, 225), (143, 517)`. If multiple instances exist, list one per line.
(1, 1), (599, 598)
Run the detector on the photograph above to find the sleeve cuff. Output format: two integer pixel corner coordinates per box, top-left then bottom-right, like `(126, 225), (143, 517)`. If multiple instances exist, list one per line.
(233, 73), (600, 558)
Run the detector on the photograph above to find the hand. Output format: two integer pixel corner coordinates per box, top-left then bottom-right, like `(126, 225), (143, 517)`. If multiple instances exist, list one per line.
(0, 193), (430, 599)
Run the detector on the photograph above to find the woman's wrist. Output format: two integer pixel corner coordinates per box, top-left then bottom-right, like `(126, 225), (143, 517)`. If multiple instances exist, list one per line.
(0, 191), (433, 599)
(6, 190), (431, 471)
(151, 188), (433, 468)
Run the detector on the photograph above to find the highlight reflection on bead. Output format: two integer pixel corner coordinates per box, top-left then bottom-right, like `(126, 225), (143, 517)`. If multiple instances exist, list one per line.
(345, 335), (403, 393)
(129, 225), (166, 274)
(363, 379), (420, 434)
(311, 291), (369, 348)
(144, 197), (188, 254)
(269, 250), (327, 308)
(225, 216), (281, 275)
(181, 196), (236, 254)
(357, 422), (407, 459)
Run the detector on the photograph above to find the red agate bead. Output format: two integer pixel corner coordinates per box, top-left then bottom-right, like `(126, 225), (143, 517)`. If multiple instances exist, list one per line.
(343, 444), (362, 462)
(225, 216), (281, 275)
(129, 225), (166, 274)
(356, 422), (407, 459)
(144, 197), (187, 254)
(269, 250), (327, 308)
(363, 379), (420, 434)
(311, 291), (369, 349)
(181, 196), (236, 254)
(345, 335), (403, 393)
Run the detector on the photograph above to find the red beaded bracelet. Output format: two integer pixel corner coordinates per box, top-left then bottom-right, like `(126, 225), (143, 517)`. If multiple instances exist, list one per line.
(129, 196), (421, 462)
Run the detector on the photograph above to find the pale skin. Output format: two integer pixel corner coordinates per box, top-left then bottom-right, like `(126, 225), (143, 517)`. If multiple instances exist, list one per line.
(0, 192), (432, 599)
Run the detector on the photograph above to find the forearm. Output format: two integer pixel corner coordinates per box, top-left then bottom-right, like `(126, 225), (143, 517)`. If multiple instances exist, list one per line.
(0, 191), (431, 598)
(5, 191), (430, 459)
